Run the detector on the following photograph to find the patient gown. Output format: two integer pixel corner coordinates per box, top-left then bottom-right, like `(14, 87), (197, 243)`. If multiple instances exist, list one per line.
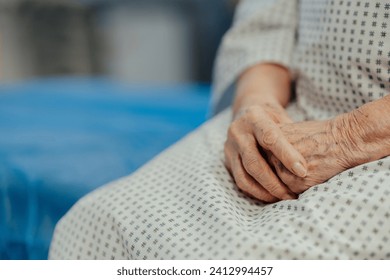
(50, 0), (390, 259)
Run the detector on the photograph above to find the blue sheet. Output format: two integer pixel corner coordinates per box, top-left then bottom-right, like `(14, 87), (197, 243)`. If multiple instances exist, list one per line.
(0, 77), (210, 259)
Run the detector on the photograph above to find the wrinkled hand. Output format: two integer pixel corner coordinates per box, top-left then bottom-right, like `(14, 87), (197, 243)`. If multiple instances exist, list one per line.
(268, 116), (358, 194)
(224, 103), (308, 203)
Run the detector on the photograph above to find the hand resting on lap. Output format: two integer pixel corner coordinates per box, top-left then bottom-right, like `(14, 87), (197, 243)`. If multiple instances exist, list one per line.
(224, 62), (390, 203)
(268, 100), (390, 196)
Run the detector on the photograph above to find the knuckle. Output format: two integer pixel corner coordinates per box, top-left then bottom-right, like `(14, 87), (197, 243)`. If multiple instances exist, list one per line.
(246, 108), (259, 122)
(261, 127), (279, 148)
(239, 138), (255, 155)
(227, 122), (241, 141)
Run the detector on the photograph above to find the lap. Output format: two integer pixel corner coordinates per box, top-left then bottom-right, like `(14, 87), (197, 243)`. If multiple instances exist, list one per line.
(49, 108), (390, 259)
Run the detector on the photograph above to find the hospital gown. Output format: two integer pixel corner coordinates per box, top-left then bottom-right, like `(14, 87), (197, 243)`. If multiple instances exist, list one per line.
(49, 0), (390, 259)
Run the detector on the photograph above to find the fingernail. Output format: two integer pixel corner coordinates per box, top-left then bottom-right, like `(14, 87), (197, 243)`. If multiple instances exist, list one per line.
(292, 162), (307, 177)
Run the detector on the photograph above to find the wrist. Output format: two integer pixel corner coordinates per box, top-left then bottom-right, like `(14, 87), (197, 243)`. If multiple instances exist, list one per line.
(331, 107), (390, 168)
(233, 93), (283, 117)
(233, 63), (292, 116)
(330, 112), (367, 168)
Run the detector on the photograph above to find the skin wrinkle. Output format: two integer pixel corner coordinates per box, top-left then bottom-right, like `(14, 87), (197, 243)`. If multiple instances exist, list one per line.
(259, 127), (279, 147)
(270, 116), (377, 193)
(331, 114), (368, 167)
(350, 107), (390, 147)
(282, 124), (336, 155)
(235, 154), (278, 203)
(225, 63), (390, 202)
(230, 132), (287, 202)
(234, 113), (351, 197)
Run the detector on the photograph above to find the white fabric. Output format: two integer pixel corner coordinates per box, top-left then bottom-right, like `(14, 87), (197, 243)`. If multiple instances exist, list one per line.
(50, 0), (390, 259)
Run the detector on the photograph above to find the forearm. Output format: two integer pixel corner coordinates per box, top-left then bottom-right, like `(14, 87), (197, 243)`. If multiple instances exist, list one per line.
(233, 63), (292, 117)
(337, 94), (390, 165)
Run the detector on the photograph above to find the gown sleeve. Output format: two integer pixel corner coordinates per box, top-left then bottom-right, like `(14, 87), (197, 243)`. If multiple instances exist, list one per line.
(211, 0), (299, 114)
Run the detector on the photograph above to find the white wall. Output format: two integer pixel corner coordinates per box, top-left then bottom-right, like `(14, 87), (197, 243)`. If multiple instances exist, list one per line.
(96, 3), (194, 83)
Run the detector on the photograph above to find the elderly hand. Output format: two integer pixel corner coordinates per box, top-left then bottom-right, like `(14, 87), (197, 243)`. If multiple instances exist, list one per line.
(267, 114), (366, 194)
(224, 102), (308, 202)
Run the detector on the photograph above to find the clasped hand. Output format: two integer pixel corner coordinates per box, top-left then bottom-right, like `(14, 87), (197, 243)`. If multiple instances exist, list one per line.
(224, 103), (357, 202)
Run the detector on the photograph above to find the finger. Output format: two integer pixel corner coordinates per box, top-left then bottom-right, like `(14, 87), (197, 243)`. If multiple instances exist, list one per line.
(240, 144), (297, 200)
(253, 118), (308, 178)
(231, 155), (278, 203)
(269, 155), (305, 194)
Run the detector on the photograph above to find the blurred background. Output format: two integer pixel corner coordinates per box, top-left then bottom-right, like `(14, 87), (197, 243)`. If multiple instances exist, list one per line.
(0, 0), (235, 83)
(0, 0), (236, 259)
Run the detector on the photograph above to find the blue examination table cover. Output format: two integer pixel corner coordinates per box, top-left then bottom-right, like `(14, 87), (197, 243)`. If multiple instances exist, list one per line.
(0, 77), (210, 259)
